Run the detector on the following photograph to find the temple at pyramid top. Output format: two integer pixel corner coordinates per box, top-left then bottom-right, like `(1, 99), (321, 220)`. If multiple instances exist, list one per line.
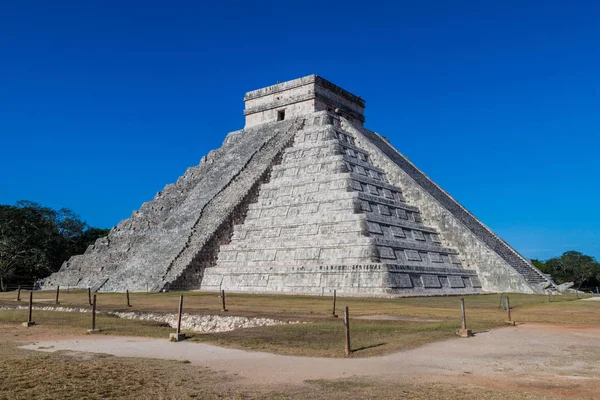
(244, 75), (366, 127)
(41, 74), (555, 296)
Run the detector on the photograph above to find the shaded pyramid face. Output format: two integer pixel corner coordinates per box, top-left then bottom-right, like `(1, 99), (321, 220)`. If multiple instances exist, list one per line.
(202, 113), (482, 294)
(41, 74), (553, 295)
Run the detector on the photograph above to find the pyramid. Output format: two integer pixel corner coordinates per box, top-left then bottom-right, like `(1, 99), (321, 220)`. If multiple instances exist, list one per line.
(42, 75), (553, 295)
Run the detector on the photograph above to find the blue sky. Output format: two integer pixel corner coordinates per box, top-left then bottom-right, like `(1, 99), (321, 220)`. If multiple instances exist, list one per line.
(1, 1), (598, 261)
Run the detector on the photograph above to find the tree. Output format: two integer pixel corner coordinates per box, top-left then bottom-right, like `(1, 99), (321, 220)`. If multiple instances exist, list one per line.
(0, 204), (57, 290)
(0, 201), (110, 289)
(543, 251), (600, 290)
(531, 259), (549, 274)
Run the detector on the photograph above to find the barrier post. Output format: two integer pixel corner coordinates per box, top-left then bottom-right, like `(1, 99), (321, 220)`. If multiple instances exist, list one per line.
(87, 294), (101, 334)
(344, 306), (351, 356)
(221, 290), (228, 312)
(22, 292), (35, 327)
(458, 298), (472, 337)
(332, 290), (338, 317)
(506, 296), (515, 325)
(169, 295), (186, 342)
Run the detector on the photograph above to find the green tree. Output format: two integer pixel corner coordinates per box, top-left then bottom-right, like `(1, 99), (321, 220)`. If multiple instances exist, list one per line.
(0, 204), (58, 290)
(0, 201), (109, 290)
(531, 259), (549, 274)
(544, 251), (600, 289)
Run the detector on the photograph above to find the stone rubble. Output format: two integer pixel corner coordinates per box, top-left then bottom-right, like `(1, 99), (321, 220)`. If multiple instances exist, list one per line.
(0, 306), (298, 333)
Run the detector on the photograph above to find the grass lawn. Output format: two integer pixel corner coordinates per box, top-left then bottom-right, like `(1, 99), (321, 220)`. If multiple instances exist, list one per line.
(1, 290), (598, 358)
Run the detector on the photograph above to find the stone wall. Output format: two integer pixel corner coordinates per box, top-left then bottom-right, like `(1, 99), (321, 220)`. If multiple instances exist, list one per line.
(202, 264), (480, 296)
(342, 119), (551, 293)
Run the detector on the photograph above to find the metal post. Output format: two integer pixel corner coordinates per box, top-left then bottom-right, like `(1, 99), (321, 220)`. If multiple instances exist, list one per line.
(506, 296), (512, 322)
(332, 290), (337, 317)
(126, 290), (131, 307)
(344, 306), (351, 356)
(17, 286), (21, 301)
(221, 290), (228, 312)
(499, 293), (504, 309)
(177, 295), (183, 335)
(548, 292), (551, 302)
(88, 287), (92, 306)
(55, 285), (60, 304)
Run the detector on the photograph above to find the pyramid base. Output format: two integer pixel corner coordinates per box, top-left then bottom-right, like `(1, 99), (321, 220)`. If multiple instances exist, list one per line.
(200, 264), (482, 296)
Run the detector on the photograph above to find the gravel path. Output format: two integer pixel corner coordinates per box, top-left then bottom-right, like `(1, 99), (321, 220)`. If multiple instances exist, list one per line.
(21, 323), (600, 389)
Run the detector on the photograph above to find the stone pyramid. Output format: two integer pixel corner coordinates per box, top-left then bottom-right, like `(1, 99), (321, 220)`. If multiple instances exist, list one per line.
(42, 75), (553, 295)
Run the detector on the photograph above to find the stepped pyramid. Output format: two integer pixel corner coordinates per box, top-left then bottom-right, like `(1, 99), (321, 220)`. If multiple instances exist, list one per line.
(42, 75), (553, 295)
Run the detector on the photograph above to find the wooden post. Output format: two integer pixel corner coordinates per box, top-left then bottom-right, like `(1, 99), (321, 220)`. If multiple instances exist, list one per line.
(548, 292), (551, 302)
(28, 292), (33, 322)
(17, 286), (21, 301)
(169, 295), (186, 342)
(458, 298), (472, 337)
(87, 294), (100, 333)
(221, 290), (228, 312)
(22, 291), (35, 327)
(344, 306), (351, 356)
(506, 296), (514, 325)
(332, 290), (337, 317)
(177, 295), (183, 335)
(460, 298), (467, 330)
(126, 290), (131, 307)
(576, 290), (579, 299)
(91, 295), (97, 331)
(88, 287), (92, 306)
(55, 285), (60, 304)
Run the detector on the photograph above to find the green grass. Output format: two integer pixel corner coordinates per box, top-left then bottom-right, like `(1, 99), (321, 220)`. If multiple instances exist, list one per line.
(1, 290), (598, 358)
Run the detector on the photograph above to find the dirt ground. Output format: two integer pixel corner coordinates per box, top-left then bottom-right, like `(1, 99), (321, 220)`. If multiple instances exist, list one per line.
(19, 323), (600, 399)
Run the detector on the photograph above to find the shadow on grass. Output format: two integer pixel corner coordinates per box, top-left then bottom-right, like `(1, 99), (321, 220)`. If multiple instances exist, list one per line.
(352, 342), (387, 352)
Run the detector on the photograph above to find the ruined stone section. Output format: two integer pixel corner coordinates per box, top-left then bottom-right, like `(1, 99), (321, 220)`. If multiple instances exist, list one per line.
(41, 119), (304, 292)
(201, 264), (480, 296)
(342, 119), (552, 293)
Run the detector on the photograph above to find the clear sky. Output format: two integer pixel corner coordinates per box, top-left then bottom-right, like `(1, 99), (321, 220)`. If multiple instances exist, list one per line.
(1, 1), (598, 261)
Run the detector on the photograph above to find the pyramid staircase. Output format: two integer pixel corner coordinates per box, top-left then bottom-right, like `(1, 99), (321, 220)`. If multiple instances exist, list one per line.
(353, 125), (553, 290)
(202, 112), (482, 295)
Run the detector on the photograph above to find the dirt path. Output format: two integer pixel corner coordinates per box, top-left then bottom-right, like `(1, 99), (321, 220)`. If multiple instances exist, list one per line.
(21, 323), (600, 393)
